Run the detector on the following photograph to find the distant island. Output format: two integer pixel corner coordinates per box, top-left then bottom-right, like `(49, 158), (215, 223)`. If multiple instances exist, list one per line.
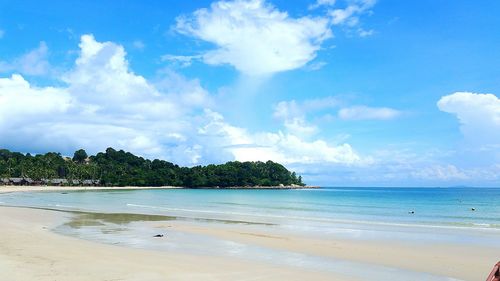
(0, 148), (307, 188)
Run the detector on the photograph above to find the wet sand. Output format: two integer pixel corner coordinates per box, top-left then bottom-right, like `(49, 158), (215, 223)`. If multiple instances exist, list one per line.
(163, 220), (499, 281)
(0, 206), (349, 281)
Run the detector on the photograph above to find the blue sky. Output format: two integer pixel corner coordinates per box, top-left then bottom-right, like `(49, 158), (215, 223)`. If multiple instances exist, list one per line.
(0, 0), (499, 186)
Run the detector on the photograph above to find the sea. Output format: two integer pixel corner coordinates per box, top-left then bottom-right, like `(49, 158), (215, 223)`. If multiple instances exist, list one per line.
(2, 187), (499, 230)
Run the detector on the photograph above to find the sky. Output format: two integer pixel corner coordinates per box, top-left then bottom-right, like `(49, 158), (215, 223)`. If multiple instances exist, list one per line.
(0, 0), (499, 187)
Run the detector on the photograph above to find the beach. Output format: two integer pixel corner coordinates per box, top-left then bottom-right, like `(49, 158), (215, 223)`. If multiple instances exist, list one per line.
(0, 185), (315, 194)
(0, 206), (344, 281)
(0, 185), (184, 194)
(0, 186), (499, 281)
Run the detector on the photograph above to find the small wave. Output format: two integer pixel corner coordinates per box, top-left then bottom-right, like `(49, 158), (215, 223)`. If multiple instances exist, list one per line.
(125, 203), (500, 231)
(46, 203), (79, 209)
(473, 223), (492, 227)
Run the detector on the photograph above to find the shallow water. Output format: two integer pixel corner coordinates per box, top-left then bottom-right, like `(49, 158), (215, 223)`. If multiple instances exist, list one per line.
(2, 187), (499, 230)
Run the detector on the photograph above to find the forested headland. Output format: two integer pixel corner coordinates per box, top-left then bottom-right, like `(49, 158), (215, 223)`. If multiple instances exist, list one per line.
(0, 148), (305, 188)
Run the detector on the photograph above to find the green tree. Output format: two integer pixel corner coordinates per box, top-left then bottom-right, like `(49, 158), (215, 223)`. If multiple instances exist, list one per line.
(0, 147), (306, 187)
(72, 149), (88, 163)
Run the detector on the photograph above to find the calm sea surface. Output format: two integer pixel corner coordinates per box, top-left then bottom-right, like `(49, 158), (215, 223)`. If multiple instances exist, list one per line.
(1, 187), (499, 230)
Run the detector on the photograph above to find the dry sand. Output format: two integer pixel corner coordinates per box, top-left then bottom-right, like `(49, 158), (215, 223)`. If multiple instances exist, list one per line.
(0, 185), (183, 194)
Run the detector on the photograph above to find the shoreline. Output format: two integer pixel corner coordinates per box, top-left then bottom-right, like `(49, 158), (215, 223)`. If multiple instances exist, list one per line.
(0, 185), (318, 194)
(0, 185), (183, 194)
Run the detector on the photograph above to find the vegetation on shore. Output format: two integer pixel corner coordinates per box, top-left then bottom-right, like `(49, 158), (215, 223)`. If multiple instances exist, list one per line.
(0, 148), (305, 187)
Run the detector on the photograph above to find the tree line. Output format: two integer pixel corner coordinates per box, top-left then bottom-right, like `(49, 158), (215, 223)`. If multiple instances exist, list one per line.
(0, 148), (304, 187)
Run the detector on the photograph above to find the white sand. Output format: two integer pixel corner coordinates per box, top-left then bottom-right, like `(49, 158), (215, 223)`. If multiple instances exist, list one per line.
(0, 185), (183, 194)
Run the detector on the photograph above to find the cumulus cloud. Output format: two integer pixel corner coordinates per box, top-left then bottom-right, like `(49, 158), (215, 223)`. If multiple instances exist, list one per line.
(0, 42), (51, 76)
(437, 92), (500, 146)
(199, 110), (363, 165)
(338, 105), (400, 120)
(0, 74), (72, 125)
(174, 0), (332, 75)
(0, 34), (365, 170)
(0, 35), (209, 163)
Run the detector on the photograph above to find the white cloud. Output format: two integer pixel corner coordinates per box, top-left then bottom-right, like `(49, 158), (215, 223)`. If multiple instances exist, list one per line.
(283, 118), (318, 136)
(409, 164), (500, 183)
(274, 98), (401, 137)
(304, 61), (327, 71)
(0, 74), (72, 124)
(330, 6), (357, 25)
(338, 105), (400, 120)
(154, 68), (212, 108)
(293, 143), (500, 186)
(309, 0), (336, 10)
(437, 92), (500, 146)
(411, 165), (468, 181)
(358, 28), (374, 37)
(274, 97), (340, 120)
(0, 41), (50, 76)
(0, 35), (210, 164)
(328, 0), (376, 26)
(161, 54), (202, 67)
(199, 109), (363, 165)
(0, 34), (364, 170)
(274, 100), (303, 120)
(273, 97), (340, 136)
(174, 0), (332, 75)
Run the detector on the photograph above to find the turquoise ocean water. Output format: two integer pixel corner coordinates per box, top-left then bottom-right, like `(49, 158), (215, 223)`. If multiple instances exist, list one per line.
(1, 187), (499, 231)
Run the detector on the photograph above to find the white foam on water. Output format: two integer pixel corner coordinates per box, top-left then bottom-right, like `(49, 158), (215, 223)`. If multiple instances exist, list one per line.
(125, 203), (500, 232)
